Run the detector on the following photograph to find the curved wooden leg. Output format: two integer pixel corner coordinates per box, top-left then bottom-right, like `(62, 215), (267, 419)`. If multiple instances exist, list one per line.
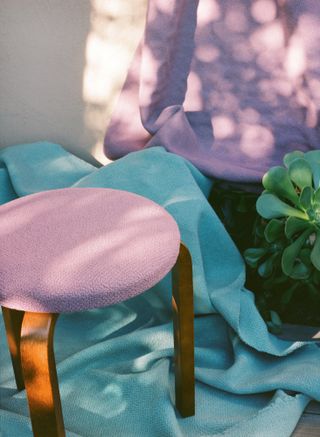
(172, 243), (195, 417)
(20, 312), (65, 437)
(2, 306), (25, 390)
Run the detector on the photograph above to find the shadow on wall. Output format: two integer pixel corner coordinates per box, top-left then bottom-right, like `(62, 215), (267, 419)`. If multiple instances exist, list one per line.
(0, 0), (147, 164)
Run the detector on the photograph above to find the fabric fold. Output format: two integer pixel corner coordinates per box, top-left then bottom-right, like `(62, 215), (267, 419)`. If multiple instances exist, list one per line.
(1, 142), (320, 436)
(105, 0), (320, 183)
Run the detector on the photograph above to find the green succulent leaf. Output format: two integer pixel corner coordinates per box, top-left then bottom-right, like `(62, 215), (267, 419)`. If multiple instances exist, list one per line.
(299, 186), (314, 210)
(270, 310), (282, 326)
(290, 260), (311, 279)
(285, 216), (312, 239)
(258, 253), (278, 278)
(264, 219), (284, 243)
(299, 248), (312, 266)
(262, 166), (299, 205)
(305, 151), (320, 189)
(283, 151), (304, 168)
(244, 247), (268, 268)
(256, 192), (307, 220)
(313, 188), (320, 207)
(281, 228), (313, 277)
(288, 158), (313, 190)
(267, 311), (282, 334)
(310, 231), (320, 271)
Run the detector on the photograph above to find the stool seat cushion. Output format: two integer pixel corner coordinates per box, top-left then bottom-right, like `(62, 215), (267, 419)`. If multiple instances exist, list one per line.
(0, 188), (180, 313)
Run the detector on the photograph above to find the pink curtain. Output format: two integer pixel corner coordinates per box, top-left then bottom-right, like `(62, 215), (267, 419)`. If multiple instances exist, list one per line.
(104, 0), (320, 183)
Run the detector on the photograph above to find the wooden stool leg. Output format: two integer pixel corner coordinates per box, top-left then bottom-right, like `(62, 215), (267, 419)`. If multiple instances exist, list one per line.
(172, 243), (195, 417)
(2, 306), (25, 390)
(20, 312), (65, 437)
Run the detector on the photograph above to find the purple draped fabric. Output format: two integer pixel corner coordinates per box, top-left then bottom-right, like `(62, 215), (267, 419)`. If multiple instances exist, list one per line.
(104, 0), (320, 183)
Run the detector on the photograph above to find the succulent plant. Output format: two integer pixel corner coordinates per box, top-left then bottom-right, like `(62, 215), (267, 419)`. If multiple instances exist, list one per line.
(243, 150), (320, 329)
(246, 150), (320, 281)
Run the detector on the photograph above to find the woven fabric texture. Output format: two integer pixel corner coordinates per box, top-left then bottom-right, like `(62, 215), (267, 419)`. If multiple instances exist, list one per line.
(0, 188), (180, 313)
(1, 142), (320, 437)
(104, 0), (320, 184)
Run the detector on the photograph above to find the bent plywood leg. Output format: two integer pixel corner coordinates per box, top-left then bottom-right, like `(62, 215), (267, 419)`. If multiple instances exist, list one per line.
(20, 312), (65, 437)
(172, 243), (195, 417)
(2, 306), (25, 390)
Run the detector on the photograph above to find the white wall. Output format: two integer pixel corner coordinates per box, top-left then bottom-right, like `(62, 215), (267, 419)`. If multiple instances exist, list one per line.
(0, 0), (147, 164)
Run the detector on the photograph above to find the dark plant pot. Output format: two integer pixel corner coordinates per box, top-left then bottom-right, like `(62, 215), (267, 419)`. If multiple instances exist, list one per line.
(277, 324), (320, 342)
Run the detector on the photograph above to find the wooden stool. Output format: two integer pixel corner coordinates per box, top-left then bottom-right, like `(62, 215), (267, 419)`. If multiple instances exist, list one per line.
(0, 187), (194, 437)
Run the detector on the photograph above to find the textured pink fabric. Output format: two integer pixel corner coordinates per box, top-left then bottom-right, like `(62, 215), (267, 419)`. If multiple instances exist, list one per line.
(104, 0), (320, 183)
(0, 188), (180, 313)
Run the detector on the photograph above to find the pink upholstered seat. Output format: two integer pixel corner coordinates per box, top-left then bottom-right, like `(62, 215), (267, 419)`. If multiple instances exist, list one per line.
(0, 188), (180, 313)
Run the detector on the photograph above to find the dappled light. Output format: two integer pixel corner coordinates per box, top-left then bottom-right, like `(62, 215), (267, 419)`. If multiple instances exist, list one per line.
(64, 378), (128, 421)
(285, 35), (306, 80)
(45, 209), (169, 289)
(195, 45), (220, 64)
(250, 22), (284, 52)
(104, 0), (320, 181)
(101, 383), (127, 417)
(83, 33), (120, 105)
(132, 346), (172, 372)
(0, 195), (64, 237)
(251, 0), (277, 24)
(225, 4), (249, 33)
(140, 46), (160, 107)
(186, 72), (203, 111)
(0, 188), (179, 313)
(240, 124), (274, 158)
(212, 116), (235, 140)
(83, 0), (147, 163)
(181, 0), (320, 175)
(197, 0), (221, 25)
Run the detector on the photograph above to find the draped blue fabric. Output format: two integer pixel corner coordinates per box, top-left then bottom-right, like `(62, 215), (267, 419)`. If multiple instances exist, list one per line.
(0, 142), (319, 436)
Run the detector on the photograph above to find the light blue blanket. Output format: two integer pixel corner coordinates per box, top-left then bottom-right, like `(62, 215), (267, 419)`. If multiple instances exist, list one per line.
(1, 142), (319, 436)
